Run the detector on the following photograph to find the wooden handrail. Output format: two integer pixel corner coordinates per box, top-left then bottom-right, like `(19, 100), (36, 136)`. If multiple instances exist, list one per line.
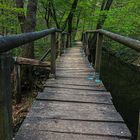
(85, 29), (140, 52)
(0, 28), (62, 53)
(98, 29), (140, 52)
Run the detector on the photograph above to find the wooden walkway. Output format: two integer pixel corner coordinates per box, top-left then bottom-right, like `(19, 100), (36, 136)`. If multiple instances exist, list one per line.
(15, 42), (131, 140)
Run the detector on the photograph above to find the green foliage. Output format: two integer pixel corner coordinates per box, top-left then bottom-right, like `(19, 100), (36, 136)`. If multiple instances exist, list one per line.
(102, 0), (140, 64)
(0, 0), (20, 35)
(104, 0), (140, 39)
(0, 0), (139, 64)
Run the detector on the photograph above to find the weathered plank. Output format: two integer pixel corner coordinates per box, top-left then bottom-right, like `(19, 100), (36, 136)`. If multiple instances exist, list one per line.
(27, 101), (123, 122)
(44, 83), (106, 91)
(37, 91), (112, 104)
(15, 130), (130, 140)
(43, 87), (111, 96)
(46, 78), (101, 85)
(18, 118), (131, 138)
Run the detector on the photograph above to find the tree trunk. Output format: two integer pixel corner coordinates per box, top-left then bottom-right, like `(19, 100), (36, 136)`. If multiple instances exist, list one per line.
(16, 0), (26, 33)
(88, 0), (113, 63)
(22, 0), (38, 58)
(65, 0), (79, 47)
(51, 1), (60, 28)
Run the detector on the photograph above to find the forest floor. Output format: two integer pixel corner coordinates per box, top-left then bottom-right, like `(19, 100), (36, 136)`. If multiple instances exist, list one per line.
(12, 95), (34, 134)
(12, 67), (50, 135)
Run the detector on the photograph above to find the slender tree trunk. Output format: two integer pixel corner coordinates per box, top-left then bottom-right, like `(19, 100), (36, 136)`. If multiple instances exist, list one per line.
(16, 0), (26, 33)
(88, 0), (113, 63)
(51, 1), (60, 28)
(16, 0), (38, 58)
(73, 10), (81, 40)
(64, 0), (79, 47)
(22, 0), (38, 58)
(62, 0), (79, 31)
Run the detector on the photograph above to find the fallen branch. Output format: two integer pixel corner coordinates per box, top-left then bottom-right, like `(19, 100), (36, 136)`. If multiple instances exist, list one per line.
(14, 57), (50, 68)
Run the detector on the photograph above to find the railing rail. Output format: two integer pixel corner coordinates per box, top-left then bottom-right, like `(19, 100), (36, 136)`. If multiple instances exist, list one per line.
(86, 29), (140, 52)
(0, 28), (57, 53)
(0, 27), (69, 140)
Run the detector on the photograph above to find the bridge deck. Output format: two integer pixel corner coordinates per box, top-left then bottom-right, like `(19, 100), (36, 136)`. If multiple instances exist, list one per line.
(15, 42), (131, 140)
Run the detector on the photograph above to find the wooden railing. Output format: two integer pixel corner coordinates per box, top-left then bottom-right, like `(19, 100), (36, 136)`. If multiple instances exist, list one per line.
(0, 28), (68, 140)
(82, 29), (140, 80)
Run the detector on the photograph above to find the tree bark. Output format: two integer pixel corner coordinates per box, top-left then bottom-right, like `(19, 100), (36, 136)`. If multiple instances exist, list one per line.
(51, 1), (60, 29)
(62, 0), (79, 31)
(16, 0), (38, 58)
(63, 0), (79, 47)
(22, 0), (38, 58)
(88, 0), (113, 63)
(16, 0), (26, 33)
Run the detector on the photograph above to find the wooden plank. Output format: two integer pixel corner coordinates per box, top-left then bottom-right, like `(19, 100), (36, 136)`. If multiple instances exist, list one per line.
(15, 130), (130, 140)
(44, 83), (106, 91)
(37, 92), (112, 104)
(44, 87), (111, 97)
(56, 67), (93, 71)
(27, 101), (123, 122)
(37, 91), (112, 104)
(56, 73), (94, 77)
(56, 69), (94, 72)
(46, 78), (104, 86)
(18, 118), (131, 138)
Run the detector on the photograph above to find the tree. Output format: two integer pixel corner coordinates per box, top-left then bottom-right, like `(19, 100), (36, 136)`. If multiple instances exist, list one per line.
(16, 0), (38, 58)
(88, 0), (114, 63)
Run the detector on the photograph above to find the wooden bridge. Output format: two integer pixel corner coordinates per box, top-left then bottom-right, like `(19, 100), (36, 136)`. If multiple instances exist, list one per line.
(0, 28), (140, 140)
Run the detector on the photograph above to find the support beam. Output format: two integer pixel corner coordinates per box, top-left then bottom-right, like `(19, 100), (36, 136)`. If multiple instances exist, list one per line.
(40, 48), (51, 61)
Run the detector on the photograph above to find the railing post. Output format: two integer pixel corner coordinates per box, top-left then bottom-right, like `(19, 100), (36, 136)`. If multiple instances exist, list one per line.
(50, 32), (56, 78)
(64, 34), (67, 53)
(66, 34), (70, 48)
(95, 33), (103, 80)
(61, 33), (65, 54)
(0, 52), (13, 140)
(58, 33), (61, 57)
(85, 33), (90, 56)
(14, 64), (21, 104)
